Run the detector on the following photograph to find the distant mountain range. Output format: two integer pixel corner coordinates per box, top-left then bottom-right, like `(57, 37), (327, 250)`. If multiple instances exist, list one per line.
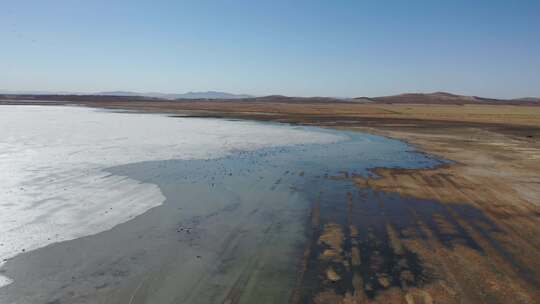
(220, 92), (540, 105)
(95, 91), (253, 99)
(0, 90), (253, 100)
(1, 90), (539, 105)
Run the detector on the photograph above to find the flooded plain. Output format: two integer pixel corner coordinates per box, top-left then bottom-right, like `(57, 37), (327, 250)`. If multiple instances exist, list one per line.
(2, 106), (524, 303)
(0, 112), (452, 304)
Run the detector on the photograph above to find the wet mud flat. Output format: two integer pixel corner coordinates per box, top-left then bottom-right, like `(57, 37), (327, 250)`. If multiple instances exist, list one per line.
(1, 123), (536, 303)
(293, 174), (539, 303)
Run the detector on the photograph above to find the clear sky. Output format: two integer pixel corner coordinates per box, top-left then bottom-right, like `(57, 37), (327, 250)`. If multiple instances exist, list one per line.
(1, 0), (539, 98)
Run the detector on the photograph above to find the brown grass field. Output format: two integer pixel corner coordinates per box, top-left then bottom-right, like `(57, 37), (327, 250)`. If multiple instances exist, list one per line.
(87, 101), (540, 125)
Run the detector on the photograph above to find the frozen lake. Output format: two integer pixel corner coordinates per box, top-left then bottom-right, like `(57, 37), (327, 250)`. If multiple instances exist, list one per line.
(0, 105), (445, 303)
(0, 105), (344, 289)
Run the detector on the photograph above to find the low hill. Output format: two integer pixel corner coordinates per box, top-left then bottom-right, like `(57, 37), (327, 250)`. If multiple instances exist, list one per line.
(365, 92), (489, 104)
(361, 92), (540, 105)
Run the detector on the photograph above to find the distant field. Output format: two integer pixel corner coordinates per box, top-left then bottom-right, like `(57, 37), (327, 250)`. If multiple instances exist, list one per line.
(71, 101), (540, 127)
(364, 104), (540, 126)
(2, 93), (540, 127)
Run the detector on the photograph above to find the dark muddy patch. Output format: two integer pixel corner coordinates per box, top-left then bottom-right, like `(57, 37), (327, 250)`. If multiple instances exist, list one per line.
(293, 170), (509, 302)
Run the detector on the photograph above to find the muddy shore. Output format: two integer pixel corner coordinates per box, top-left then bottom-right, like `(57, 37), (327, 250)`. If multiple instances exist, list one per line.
(2, 101), (539, 303)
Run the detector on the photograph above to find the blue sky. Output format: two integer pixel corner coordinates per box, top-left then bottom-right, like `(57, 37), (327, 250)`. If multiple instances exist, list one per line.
(1, 0), (539, 98)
